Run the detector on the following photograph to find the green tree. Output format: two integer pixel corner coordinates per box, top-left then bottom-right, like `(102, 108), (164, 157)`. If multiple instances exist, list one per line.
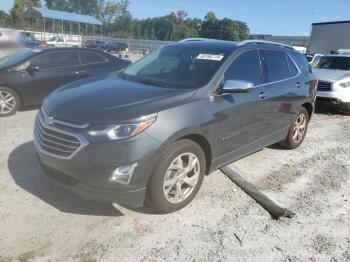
(0, 10), (10, 26)
(45, 0), (70, 12)
(10, 0), (25, 27)
(24, 0), (41, 9)
(200, 11), (220, 39)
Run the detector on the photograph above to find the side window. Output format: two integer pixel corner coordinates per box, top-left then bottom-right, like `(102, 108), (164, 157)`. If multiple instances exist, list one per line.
(31, 51), (79, 70)
(290, 51), (312, 73)
(80, 51), (108, 64)
(287, 55), (299, 77)
(57, 37), (64, 43)
(225, 50), (262, 86)
(262, 50), (290, 82)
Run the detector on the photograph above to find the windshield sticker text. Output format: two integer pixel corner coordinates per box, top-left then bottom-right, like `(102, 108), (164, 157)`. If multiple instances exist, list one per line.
(196, 54), (224, 61)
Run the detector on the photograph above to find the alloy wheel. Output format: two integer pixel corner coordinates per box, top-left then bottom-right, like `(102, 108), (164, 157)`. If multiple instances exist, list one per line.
(163, 153), (200, 204)
(0, 91), (16, 115)
(292, 113), (307, 143)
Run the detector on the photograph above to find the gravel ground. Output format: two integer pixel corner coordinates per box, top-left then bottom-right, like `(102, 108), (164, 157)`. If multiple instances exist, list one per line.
(0, 107), (349, 262)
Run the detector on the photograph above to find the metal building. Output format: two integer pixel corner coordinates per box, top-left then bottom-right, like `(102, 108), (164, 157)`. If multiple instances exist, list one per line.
(24, 7), (102, 39)
(308, 20), (350, 54)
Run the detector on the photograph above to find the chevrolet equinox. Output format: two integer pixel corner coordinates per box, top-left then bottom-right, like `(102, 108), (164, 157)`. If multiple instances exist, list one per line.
(34, 39), (316, 213)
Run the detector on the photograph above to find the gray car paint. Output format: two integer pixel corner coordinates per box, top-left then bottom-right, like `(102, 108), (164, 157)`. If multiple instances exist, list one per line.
(35, 41), (315, 207)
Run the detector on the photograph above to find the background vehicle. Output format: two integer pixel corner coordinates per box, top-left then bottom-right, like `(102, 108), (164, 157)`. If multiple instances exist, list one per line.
(82, 40), (107, 50)
(105, 41), (128, 53)
(0, 48), (131, 117)
(18, 32), (41, 49)
(34, 40), (316, 213)
(0, 29), (18, 48)
(46, 36), (82, 48)
(306, 53), (324, 65)
(312, 54), (350, 113)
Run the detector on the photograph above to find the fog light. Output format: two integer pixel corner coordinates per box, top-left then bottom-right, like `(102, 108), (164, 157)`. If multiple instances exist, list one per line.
(109, 163), (138, 185)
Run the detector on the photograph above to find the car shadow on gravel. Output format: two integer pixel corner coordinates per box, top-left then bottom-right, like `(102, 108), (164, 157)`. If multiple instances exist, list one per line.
(8, 141), (124, 217)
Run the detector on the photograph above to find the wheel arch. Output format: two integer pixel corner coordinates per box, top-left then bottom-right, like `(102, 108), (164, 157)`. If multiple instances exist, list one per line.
(301, 102), (313, 120)
(177, 134), (212, 175)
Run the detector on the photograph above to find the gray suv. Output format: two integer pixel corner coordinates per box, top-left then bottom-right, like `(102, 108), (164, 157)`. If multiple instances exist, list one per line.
(34, 39), (316, 213)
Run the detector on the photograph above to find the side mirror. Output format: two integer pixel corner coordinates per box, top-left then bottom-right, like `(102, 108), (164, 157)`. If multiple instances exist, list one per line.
(220, 80), (255, 94)
(26, 65), (39, 75)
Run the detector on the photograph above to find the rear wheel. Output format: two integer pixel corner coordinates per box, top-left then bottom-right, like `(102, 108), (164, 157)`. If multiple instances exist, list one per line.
(146, 139), (206, 213)
(279, 107), (309, 149)
(0, 87), (20, 117)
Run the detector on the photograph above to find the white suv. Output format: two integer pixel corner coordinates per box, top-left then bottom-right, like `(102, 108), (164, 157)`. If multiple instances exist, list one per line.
(312, 54), (350, 113)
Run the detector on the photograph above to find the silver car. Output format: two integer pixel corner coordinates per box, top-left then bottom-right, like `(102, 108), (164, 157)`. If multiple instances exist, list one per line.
(312, 54), (350, 113)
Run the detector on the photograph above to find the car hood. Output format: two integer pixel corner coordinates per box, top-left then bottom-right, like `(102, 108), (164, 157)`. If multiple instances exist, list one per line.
(312, 68), (350, 82)
(44, 73), (196, 125)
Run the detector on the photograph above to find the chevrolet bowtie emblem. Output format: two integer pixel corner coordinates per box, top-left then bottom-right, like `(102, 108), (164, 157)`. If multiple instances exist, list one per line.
(44, 114), (54, 125)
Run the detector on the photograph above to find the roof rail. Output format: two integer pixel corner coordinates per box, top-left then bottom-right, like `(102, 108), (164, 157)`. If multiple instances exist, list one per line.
(238, 40), (294, 49)
(179, 38), (217, 42)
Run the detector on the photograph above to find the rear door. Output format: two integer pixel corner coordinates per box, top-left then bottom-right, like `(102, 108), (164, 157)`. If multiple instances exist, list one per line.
(18, 50), (82, 105)
(259, 49), (300, 144)
(79, 50), (111, 77)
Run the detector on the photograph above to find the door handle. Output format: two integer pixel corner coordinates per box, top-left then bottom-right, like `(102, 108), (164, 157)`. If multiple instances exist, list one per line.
(258, 92), (266, 99)
(296, 82), (302, 88)
(75, 70), (86, 75)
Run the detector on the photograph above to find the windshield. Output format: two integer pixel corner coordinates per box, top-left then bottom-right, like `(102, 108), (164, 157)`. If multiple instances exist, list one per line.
(119, 46), (230, 89)
(49, 37), (57, 41)
(312, 56), (350, 71)
(0, 49), (35, 69)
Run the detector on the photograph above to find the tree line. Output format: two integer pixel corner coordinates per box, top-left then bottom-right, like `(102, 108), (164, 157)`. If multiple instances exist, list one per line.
(0, 0), (250, 41)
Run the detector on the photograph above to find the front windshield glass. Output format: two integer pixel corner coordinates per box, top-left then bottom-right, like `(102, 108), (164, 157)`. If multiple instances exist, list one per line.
(0, 49), (35, 69)
(312, 56), (350, 71)
(120, 46), (230, 89)
(49, 37), (57, 41)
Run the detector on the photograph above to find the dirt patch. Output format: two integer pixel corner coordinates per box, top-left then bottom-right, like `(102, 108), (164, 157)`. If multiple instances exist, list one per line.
(0, 111), (349, 261)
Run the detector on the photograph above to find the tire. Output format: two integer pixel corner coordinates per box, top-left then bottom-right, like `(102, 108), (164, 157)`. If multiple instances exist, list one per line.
(0, 87), (20, 117)
(146, 139), (206, 213)
(279, 107), (309, 149)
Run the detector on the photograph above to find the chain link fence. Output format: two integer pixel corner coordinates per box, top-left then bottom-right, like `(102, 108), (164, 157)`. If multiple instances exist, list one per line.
(83, 35), (175, 51)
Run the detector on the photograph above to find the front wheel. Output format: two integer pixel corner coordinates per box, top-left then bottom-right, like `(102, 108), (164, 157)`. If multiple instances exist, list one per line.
(146, 139), (206, 213)
(0, 87), (20, 117)
(279, 107), (309, 149)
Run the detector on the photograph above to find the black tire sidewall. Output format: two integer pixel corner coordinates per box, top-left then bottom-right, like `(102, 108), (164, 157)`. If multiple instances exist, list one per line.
(147, 139), (206, 213)
(0, 87), (20, 117)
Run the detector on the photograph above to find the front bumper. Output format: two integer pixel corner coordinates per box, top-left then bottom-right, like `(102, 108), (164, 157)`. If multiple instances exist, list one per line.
(317, 90), (350, 103)
(35, 128), (162, 208)
(38, 159), (147, 207)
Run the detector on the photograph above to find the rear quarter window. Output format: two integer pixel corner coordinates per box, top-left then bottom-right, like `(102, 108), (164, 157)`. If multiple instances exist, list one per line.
(290, 51), (311, 73)
(287, 55), (299, 77)
(80, 51), (108, 64)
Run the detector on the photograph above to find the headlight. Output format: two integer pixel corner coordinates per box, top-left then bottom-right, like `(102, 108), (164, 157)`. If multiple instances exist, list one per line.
(88, 116), (156, 140)
(339, 81), (350, 88)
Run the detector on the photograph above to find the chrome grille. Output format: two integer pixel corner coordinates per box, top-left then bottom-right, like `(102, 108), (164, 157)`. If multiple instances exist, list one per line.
(317, 81), (332, 92)
(34, 111), (85, 159)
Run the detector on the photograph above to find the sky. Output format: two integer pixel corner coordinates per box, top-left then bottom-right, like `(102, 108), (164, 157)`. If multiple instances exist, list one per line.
(0, 0), (349, 36)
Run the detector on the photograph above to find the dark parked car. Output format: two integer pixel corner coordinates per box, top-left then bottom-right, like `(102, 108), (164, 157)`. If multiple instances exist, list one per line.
(34, 40), (316, 213)
(82, 40), (106, 50)
(0, 48), (131, 116)
(105, 41), (128, 53)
